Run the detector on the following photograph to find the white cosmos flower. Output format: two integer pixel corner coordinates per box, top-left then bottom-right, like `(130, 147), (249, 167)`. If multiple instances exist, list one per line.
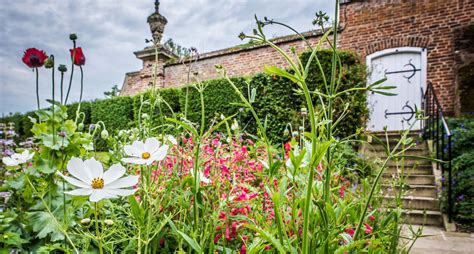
(58, 157), (139, 202)
(121, 137), (168, 165)
(2, 150), (34, 166)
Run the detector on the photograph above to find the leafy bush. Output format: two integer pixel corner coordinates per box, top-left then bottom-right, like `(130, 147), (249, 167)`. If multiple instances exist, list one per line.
(181, 77), (246, 128)
(132, 88), (182, 129)
(442, 118), (474, 230)
(90, 97), (134, 131)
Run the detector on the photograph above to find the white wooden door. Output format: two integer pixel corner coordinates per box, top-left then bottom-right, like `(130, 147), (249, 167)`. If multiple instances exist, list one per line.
(366, 47), (426, 131)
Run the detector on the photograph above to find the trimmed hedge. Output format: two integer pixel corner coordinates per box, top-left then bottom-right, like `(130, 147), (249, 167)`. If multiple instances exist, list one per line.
(1, 49), (367, 146)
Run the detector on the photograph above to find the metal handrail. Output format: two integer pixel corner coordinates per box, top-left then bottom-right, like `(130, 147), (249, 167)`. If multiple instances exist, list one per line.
(422, 81), (453, 222)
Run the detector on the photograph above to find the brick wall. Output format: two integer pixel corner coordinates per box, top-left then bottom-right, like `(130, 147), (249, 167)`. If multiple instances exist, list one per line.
(338, 0), (474, 114)
(122, 0), (474, 114)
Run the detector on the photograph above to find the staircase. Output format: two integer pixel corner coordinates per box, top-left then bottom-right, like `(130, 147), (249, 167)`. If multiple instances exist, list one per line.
(362, 131), (443, 226)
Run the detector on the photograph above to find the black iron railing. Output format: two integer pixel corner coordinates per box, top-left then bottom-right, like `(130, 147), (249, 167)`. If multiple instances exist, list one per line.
(421, 81), (452, 221)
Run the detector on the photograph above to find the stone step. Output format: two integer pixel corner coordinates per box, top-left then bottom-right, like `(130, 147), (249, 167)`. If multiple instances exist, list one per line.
(381, 184), (438, 198)
(383, 196), (439, 210)
(387, 159), (431, 167)
(364, 149), (428, 157)
(382, 174), (435, 185)
(384, 165), (433, 175)
(401, 210), (443, 226)
(370, 131), (422, 139)
(367, 142), (427, 150)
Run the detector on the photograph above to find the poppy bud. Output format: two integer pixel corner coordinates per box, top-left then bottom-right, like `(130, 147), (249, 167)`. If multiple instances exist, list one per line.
(44, 58), (54, 69)
(58, 64), (67, 72)
(69, 33), (78, 41)
(283, 128), (289, 136)
(101, 129), (109, 140)
(77, 123), (84, 131)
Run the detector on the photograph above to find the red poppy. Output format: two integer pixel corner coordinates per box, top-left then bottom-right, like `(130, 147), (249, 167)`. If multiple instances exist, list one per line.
(22, 48), (48, 68)
(70, 47), (86, 66)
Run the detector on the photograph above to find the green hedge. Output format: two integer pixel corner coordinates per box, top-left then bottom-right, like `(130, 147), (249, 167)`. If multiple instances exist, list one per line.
(1, 49), (367, 146)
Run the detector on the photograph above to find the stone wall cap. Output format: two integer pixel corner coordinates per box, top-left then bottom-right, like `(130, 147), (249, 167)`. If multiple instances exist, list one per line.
(134, 45), (175, 60)
(164, 28), (331, 66)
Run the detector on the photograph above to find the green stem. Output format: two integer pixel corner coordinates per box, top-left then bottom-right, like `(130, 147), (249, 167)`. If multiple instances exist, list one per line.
(301, 80), (317, 254)
(65, 41), (76, 104)
(95, 202), (103, 254)
(35, 67), (40, 110)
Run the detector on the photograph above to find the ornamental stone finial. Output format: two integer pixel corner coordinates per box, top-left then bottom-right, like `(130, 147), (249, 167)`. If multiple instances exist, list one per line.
(147, 0), (167, 44)
(154, 0), (160, 13)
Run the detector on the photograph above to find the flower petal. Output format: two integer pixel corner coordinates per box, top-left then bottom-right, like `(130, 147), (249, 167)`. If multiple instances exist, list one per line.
(121, 157), (147, 165)
(2, 157), (18, 166)
(89, 190), (110, 202)
(131, 140), (145, 153)
(84, 158), (103, 179)
(103, 164), (126, 184)
(124, 144), (141, 157)
(152, 144), (169, 161)
(57, 172), (90, 188)
(106, 175), (139, 189)
(65, 188), (93, 196)
(145, 137), (160, 154)
(27, 152), (35, 161)
(104, 188), (137, 197)
(67, 157), (93, 183)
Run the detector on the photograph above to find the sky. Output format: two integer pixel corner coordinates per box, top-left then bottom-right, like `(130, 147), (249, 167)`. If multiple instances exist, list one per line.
(0, 0), (334, 116)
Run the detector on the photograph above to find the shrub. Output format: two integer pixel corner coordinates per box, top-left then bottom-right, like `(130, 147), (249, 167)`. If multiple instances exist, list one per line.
(180, 77), (246, 128)
(132, 88), (182, 130)
(441, 118), (474, 230)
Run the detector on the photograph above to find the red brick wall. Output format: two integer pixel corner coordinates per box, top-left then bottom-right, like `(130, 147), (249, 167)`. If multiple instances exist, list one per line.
(339, 0), (474, 114)
(162, 37), (323, 88)
(123, 0), (474, 114)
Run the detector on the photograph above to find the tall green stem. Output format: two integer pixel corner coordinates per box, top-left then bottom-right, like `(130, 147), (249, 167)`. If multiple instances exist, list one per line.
(95, 202), (103, 254)
(35, 67), (40, 110)
(301, 80), (317, 254)
(65, 41), (76, 104)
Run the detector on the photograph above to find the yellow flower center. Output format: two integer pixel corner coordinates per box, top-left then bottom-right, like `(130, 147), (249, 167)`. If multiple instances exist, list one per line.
(91, 178), (104, 189)
(142, 152), (151, 159)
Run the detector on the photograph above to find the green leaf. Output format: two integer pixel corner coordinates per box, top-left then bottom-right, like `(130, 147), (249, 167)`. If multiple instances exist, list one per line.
(176, 230), (202, 253)
(243, 223), (286, 253)
(264, 65), (301, 84)
(27, 211), (64, 241)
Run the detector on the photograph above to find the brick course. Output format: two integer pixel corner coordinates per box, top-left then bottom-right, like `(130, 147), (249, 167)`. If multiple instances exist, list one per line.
(122, 0), (474, 115)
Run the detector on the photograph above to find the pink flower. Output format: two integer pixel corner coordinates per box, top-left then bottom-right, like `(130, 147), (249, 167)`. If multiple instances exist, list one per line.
(240, 245), (246, 254)
(214, 234), (221, 244)
(364, 223), (373, 234)
(339, 185), (345, 198)
(369, 215), (376, 221)
(225, 227), (231, 241)
(345, 227), (355, 237)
